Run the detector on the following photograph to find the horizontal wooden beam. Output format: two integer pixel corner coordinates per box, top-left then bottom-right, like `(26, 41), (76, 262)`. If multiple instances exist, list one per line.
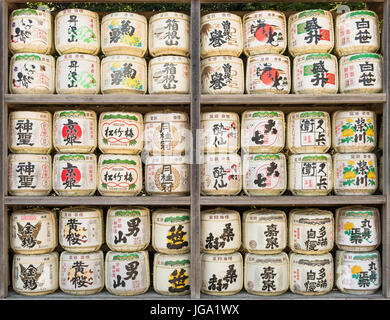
(200, 0), (384, 3)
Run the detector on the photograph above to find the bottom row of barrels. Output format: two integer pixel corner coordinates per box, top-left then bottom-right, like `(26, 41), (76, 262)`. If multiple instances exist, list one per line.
(12, 249), (381, 296)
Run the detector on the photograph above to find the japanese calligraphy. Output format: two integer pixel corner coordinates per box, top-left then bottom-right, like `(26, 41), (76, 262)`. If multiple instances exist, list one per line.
(304, 17), (322, 44)
(67, 60), (79, 88)
(254, 161), (280, 188)
(111, 63), (137, 86)
(114, 217), (141, 245)
(67, 15), (78, 42)
(205, 223), (234, 250)
(110, 20), (135, 44)
(164, 19), (180, 46)
(251, 120), (278, 145)
(311, 61), (328, 87)
(208, 264), (237, 292)
(355, 18), (371, 44)
(250, 19), (278, 46)
(20, 264), (43, 290)
(64, 218), (86, 246)
(209, 20), (231, 47)
(162, 63), (178, 90)
(159, 165), (174, 192)
(209, 63), (232, 90)
(264, 224), (279, 250)
(62, 162), (81, 189)
(17, 222), (42, 248)
(357, 261), (377, 288)
(358, 62), (376, 86)
(304, 268), (327, 292)
(301, 162), (328, 190)
(69, 261), (93, 288)
(12, 18), (33, 43)
(167, 224), (188, 250)
(16, 161), (36, 189)
(260, 266), (277, 291)
(256, 64), (284, 90)
(160, 123), (173, 151)
(14, 63), (36, 88)
(304, 226), (328, 251)
(62, 119), (82, 145)
(15, 119), (33, 146)
(169, 268), (190, 293)
(300, 118), (326, 146)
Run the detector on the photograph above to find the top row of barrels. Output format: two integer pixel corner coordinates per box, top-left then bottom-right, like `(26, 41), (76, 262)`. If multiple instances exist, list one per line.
(9, 8), (380, 59)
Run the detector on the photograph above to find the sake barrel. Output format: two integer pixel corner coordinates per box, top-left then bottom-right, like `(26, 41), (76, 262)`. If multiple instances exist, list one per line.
(9, 8), (53, 54)
(148, 56), (190, 94)
(201, 56), (245, 94)
(288, 154), (333, 196)
(333, 153), (377, 195)
(53, 154), (97, 196)
(287, 111), (331, 154)
(379, 155), (383, 194)
(53, 110), (97, 154)
(335, 10), (380, 57)
(152, 208), (190, 254)
(201, 208), (241, 254)
(10, 208), (57, 255)
(149, 12), (190, 57)
(243, 10), (287, 56)
(335, 206), (380, 252)
(289, 252), (333, 295)
(378, 118), (383, 151)
(106, 206), (150, 252)
(9, 53), (55, 94)
(56, 54), (100, 94)
(339, 53), (382, 94)
(12, 252), (58, 296)
(101, 12), (147, 57)
(200, 112), (240, 154)
(243, 153), (287, 196)
(241, 110), (285, 154)
(292, 53), (338, 94)
(201, 252), (243, 296)
(55, 9), (100, 55)
(242, 209), (287, 254)
(289, 209), (334, 254)
(8, 154), (52, 196)
(153, 253), (190, 296)
(144, 111), (190, 156)
(101, 55), (147, 94)
(335, 250), (381, 295)
(246, 54), (290, 94)
(59, 251), (104, 295)
(200, 153), (242, 196)
(333, 110), (376, 153)
(98, 154), (142, 196)
(59, 207), (103, 253)
(244, 252), (289, 296)
(105, 251), (150, 296)
(9, 111), (52, 154)
(200, 12), (243, 58)
(288, 10), (334, 57)
(98, 112), (143, 154)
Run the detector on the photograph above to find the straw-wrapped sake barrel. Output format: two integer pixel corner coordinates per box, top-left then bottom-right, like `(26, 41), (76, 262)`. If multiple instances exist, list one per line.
(246, 54), (290, 94)
(10, 208), (57, 255)
(98, 112), (143, 154)
(59, 251), (104, 295)
(201, 252), (243, 296)
(101, 55), (147, 94)
(9, 53), (55, 94)
(106, 206), (150, 252)
(149, 12), (190, 57)
(292, 53), (338, 94)
(201, 112), (240, 154)
(201, 56), (244, 94)
(242, 209), (287, 254)
(59, 207), (103, 253)
(101, 12), (147, 57)
(288, 154), (333, 196)
(287, 111), (331, 154)
(55, 9), (100, 55)
(243, 153), (287, 196)
(335, 250), (381, 295)
(289, 208), (334, 254)
(332, 110), (376, 153)
(56, 54), (100, 94)
(8, 154), (52, 196)
(153, 253), (190, 296)
(241, 110), (285, 154)
(105, 251), (150, 296)
(335, 206), (381, 252)
(200, 12), (243, 58)
(244, 252), (289, 296)
(13, 252), (58, 296)
(148, 56), (190, 94)
(9, 8), (53, 54)
(333, 153), (377, 195)
(339, 53), (382, 93)
(288, 9), (334, 57)
(201, 208), (241, 254)
(53, 154), (97, 196)
(335, 10), (380, 57)
(53, 110), (97, 154)
(9, 111), (52, 154)
(243, 10), (287, 56)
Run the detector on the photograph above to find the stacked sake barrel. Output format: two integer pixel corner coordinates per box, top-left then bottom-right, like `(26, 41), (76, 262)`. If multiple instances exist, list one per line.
(148, 12), (191, 94)
(101, 12), (147, 94)
(200, 208), (243, 295)
(244, 11), (290, 94)
(200, 13), (244, 94)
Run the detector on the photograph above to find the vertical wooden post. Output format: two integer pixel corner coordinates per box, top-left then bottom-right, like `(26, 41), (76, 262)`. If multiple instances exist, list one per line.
(190, 0), (201, 299)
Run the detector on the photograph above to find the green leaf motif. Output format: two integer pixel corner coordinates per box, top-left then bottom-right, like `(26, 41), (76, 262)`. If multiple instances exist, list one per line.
(102, 114), (139, 122)
(101, 159), (137, 165)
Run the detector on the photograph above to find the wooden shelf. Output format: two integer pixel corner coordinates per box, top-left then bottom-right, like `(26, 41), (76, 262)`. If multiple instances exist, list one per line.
(4, 196), (191, 206)
(200, 195), (386, 206)
(201, 94), (387, 105)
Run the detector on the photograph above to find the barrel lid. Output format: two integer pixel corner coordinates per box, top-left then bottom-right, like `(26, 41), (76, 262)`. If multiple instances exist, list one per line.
(201, 153), (241, 164)
(201, 12), (242, 22)
(107, 206), (149, 217)
(289, 251), (333, 262)
(144, 110), (189, 123)
(338, 250), (380, 259)
(57, 53), (100, 61)
(243, 208), (286, 218)
(296, 53), (336, 62)
(56, 8), (99, 18)
(54, 153), (97, 161)
(201, 111), (239, 122)
(290, 154), (331, 162)
(289, 111), (329, 119)
(152, 208), (190, 217)
(9, 153), (51, 161)
(60, 250), (103, 259)
(145, 155), (190, 165)
(245, 252), (288, 264)
(248, 53), (290, 64)
(334, 152), (376, 161)
(149, 55), (190, 64)
(99, 111), (143, 123)
(99, 154), (141, 167)
(336, 206), (379, 217)
(154, 253), (191, 265)
(201, 207), (240, 216)
(290, 208), (333, 217)
(201, 55), (243, 64)
(102, 55), (146, 64)
(14, 251), (59, 260)
(12, 53), (54, 62)
(106, 250), (147, 261)
(244, 153), (285, 162)
(54, 110), (97, 118)
(201, 251), (243, 262)
(339, 10), (378, 20)
(150, 11), (190, 22)
(11, 208), (54, 217)
(341, 53), (382, 63)
(290, 9), (330, 21)
(242, 110), (284, 119)
(243, 10), (285, 21)
(60, 206), (102, 215)
(10, 110), (51, 119)
(102, 11), (146, 23)
(11, 8), (50, 17)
